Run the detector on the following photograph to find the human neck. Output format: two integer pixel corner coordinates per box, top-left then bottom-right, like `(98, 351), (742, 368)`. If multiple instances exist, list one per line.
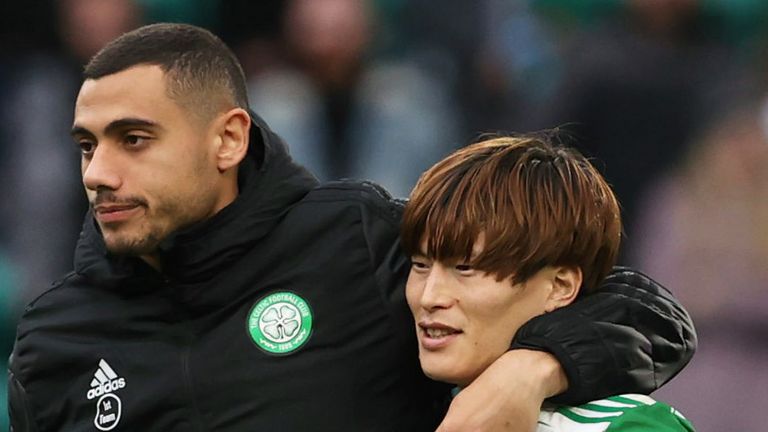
(141, 254), (162, 272)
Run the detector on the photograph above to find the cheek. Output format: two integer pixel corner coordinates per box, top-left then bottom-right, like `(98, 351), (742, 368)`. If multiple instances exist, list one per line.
(161, 149), (216, 200)
(468, 300), (525, 348)
(479, 316), (521, 352)
(486, 299), (546, 345)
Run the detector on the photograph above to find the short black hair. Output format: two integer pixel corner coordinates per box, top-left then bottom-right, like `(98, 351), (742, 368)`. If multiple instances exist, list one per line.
(84, 23), (249, 116)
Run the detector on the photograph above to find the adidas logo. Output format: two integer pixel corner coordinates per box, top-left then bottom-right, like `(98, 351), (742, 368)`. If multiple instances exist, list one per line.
(86, 359), (126, 400)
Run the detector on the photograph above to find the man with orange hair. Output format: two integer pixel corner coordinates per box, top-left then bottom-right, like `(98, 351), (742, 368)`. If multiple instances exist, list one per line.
(402, 136), (695, 430)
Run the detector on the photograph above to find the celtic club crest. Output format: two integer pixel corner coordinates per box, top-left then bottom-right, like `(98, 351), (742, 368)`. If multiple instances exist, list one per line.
(248, 292), (313, 355)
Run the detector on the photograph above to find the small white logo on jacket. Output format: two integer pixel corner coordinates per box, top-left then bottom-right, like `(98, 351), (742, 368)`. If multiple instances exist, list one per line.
(86, 359), (126, 400)
(86, 359), (126, 431)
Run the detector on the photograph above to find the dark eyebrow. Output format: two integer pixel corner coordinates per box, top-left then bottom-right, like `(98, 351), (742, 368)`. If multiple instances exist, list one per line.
(70, 117), (162, 138)
(70, 125), (93, 139)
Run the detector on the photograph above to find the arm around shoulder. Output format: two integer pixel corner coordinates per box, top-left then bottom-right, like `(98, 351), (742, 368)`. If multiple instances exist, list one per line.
(511, 266), (697, 404)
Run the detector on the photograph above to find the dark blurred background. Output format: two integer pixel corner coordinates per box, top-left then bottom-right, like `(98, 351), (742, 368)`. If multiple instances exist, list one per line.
(1, 1), (767, 430)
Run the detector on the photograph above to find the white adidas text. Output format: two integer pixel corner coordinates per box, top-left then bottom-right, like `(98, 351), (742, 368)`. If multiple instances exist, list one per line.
(87, 378), (126, 400)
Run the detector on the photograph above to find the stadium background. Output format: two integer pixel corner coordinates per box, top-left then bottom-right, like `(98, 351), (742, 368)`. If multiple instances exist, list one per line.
(1, 0), (767, 430)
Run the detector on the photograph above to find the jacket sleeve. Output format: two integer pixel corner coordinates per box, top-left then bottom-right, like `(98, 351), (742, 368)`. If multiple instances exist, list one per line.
(8, 359), (38, 432)
(511, 267), (697, 405)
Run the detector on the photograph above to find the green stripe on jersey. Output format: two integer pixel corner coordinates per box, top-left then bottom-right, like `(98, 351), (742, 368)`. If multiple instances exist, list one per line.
(603, 401), (696, 432)
(539, 395), (696, 431)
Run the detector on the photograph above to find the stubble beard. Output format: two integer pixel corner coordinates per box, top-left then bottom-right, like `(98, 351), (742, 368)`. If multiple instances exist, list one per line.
(96, 168), (218, 259)
(99, 197), (181, 257)
(100, 194), (209, 258)
(101, 215), (167, 257)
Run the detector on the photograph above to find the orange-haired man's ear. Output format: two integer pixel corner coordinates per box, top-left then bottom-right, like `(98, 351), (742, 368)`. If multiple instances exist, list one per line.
(544, 266), (583, 313)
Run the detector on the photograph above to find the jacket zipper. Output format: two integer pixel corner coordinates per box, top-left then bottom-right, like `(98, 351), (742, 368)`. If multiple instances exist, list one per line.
(165, 275), (209, 432)
(181, 344), (208, 432)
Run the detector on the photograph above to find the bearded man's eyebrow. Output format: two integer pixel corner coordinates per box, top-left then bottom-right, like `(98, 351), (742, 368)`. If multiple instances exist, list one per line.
(71, 118), (163, 138)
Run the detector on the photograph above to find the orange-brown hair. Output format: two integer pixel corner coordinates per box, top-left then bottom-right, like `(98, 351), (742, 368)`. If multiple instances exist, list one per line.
(401, 135), (622, 293)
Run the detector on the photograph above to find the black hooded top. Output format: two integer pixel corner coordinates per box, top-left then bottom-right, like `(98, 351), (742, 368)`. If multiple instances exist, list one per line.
(8, 115), (696, 431)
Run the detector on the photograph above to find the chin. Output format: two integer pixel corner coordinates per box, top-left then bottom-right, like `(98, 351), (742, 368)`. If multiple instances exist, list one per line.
(420, 359), (476, 387)
(103, 232), (161, 256)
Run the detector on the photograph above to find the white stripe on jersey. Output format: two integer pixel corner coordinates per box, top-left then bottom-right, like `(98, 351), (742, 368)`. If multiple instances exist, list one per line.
(587, 399), (636, 409)
(619, 394), (655, 405)
(566, 407), (623, 419)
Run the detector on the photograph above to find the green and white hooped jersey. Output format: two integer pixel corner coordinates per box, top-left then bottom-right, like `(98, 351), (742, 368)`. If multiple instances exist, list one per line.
(537, 394), (695, 431)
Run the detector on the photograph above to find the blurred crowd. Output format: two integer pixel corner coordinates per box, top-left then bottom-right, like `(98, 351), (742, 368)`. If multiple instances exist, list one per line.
(1, 0), (767, 430)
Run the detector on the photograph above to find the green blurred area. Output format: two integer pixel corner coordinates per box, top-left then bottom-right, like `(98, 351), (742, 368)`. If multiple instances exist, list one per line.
(532, 0), (768, 51)
(0, 254), (18, 430)
(136, 0), (220, 29)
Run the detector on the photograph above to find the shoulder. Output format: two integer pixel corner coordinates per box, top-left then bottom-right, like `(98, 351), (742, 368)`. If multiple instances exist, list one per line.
(286, 180), (409, 277)
(538, 394), (695, 432)
(12, 270), (122, 359)
(298, 180), (404, 227)
(11, 272), (90, 376)
(17, 272), (87, 328)
(13, 271), (101, 336)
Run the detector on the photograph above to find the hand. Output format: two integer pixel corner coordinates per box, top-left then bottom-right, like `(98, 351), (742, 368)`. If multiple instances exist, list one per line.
(436, 349), (568, 432)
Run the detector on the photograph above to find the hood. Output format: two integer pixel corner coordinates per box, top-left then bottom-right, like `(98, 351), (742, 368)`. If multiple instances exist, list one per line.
(73, 112), (319, 289)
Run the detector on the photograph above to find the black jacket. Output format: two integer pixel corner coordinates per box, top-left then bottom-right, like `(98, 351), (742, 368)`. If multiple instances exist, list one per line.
(8, 116), (696, 431)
